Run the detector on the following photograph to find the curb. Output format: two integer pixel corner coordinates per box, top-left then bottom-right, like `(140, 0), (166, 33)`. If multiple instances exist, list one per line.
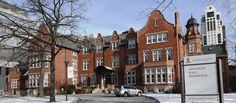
(142, 95), (160, 103)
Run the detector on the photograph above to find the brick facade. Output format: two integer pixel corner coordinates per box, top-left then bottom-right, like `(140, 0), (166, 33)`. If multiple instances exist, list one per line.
(8, 10), (231, 94)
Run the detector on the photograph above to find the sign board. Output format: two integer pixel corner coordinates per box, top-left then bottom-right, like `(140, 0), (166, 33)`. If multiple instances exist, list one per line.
(183, 54), (221, 103)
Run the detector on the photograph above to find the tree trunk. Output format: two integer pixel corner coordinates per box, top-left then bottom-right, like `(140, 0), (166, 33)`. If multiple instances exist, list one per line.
(50, 41), (56, 102)
(38, 52), (44, 97)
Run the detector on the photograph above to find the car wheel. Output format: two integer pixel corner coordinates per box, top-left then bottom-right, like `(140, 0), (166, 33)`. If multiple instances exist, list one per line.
(137, 92), (141, 96)
(123, 92), (128, 97)
(116, 95), (120, 97)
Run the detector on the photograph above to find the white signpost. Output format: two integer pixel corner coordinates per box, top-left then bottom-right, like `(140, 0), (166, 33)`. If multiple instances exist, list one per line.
(183, 54), (223, 103)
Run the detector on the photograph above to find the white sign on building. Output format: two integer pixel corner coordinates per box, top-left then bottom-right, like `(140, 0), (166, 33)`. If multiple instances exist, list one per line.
(183, 54), (220, 103)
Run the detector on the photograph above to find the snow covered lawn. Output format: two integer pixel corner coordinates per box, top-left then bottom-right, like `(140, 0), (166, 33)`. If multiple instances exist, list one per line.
(143, 93), (236, 103)
(0, 95), (78, 103)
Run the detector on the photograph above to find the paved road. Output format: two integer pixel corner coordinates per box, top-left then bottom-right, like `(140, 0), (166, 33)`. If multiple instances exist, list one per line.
(73, 94), (157, 103)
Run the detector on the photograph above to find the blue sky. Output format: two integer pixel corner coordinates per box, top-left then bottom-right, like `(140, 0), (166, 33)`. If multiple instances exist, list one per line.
(5, 0), (236, 59)
(84, 0), (226, 35)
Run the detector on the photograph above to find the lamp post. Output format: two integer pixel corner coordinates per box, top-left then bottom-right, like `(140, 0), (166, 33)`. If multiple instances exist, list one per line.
(64, 49), (69, 101)
(64, 60), (69, 101)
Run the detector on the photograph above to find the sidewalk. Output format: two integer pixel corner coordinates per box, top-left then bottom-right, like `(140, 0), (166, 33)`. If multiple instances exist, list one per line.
(143, 93), (236, 103)
(0, 95), (79, 103)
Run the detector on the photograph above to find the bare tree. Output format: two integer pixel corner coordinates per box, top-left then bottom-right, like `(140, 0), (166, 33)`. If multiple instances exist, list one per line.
(0, 0), (87, 102)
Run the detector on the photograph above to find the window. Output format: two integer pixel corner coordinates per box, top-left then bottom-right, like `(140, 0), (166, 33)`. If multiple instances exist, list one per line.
(143, 51), (148, 62)
(43, 73), (48, 87)
(217, 15), (220, 20)
(218, 34), (222, 43)
(147, 35), (152, 43)
(154, 19), (158, 27)
(145, 68), (170, 84)
(29, 57), (41, 68)
(72, 51), (77, 56)
(83, 47), (88, 54)
(112, 56), (119, 68)
(28, 74), (39, 87)
(5, 68), (9, 75)
(128, 55), (136, 65)
(81, 75), (87, 87)
(152, 50), (162, 61)
(83, 60), (89, 70)
(203, 36), (207, 45)
(72, 76), (77, 86)
(90, 74), (96, 87)
(207, 12), (214, 17)
(128, 39), (136, 49)
(167, 68), (173, 83)
(189, 43), (196, 52)
(112, 42), (119, 51)
(127, 71), (136, 85)
(96, 58), (103, 66)
(72, 61), (77, 69)
(96, 44), (103, 53)
(147, 32), (167, 44)
(11, 80), (18, 89)
(45, 55), (51, 67)
(166, 48), (173, 60)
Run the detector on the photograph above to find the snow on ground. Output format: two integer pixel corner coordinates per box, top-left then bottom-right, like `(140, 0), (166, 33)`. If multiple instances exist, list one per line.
(143, 93), (236, 103)
(0, 95), (78, 103)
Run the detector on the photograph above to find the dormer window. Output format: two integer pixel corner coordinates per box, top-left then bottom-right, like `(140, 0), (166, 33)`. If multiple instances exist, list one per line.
(112, 41), (119, 51)
(96, 44), (103, 53)
(128, 39), (136, 49)
(82, 47), (88, 54)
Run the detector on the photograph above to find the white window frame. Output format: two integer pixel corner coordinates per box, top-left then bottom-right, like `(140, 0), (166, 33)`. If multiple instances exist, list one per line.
(152, 50), (162, 61)
(166, 48), (173, 60)
(45, 55), (51, 67)
(11, 79), (18, 89)
(146, 32), (167, 44)
(72, 76), (78, 86)
(82, 47), (88, 54)
(96, 44), (103, 53)
(128, 39), (136, 49)
(28, 74), (40, 87)
(144, 67), (168, 84)
(83, 60), (89, 70)
(72, 60), (78, 69)
(72, 50), (77, 56)
(143, 51), (148, 62)
(112, 41), (119, 51)
(96, 58), (103, 67)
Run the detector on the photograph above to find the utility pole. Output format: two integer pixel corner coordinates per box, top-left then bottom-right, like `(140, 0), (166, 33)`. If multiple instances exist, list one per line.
(64, 49), (69, 101)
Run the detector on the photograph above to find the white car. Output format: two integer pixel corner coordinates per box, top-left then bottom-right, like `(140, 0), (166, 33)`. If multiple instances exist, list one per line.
(114, 85), (142, 97)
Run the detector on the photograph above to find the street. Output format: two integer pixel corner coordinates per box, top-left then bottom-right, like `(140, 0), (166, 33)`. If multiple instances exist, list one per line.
(74, 94), (158, 103)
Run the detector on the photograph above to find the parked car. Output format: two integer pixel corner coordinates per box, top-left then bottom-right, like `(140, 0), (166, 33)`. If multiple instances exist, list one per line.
(114, 85), (142, 97)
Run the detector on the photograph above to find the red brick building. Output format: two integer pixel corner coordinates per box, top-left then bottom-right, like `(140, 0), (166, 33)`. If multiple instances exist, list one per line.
(8, 24), (80, 95)
(77, 10), (185, 93)
(8, 9), (230, 94)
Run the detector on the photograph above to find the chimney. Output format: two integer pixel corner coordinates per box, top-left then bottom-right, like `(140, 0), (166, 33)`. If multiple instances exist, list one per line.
(175, 12), (180, 26)
(175, 12), (180, 35)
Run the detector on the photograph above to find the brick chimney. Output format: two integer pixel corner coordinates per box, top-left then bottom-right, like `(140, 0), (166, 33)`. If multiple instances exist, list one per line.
(175, 12), (180, 35)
